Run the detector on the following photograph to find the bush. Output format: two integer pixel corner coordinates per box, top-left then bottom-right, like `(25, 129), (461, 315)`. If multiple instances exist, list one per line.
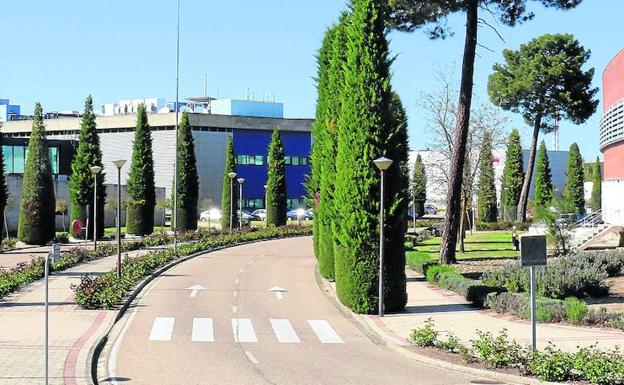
(409, 318), (438, 347)
(564, 297), (588, 325)
(530, 344), (574, 382)
(425, 264), (454, 283)
(485, 292), (567, 323)
(476, 221), (530, 231)
(572, 346), (624, 385)
(471, 329), (527, 369)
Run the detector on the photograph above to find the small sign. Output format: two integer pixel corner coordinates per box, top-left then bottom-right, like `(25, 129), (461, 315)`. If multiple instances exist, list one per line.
(51, 243), (61, 262)
(520, 235), (547, 267)
(71, 219), (83, 236)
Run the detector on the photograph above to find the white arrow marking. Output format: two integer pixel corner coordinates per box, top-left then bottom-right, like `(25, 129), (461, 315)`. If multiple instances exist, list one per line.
(268, 286), (287, 300)
(186, 284), (206, 298)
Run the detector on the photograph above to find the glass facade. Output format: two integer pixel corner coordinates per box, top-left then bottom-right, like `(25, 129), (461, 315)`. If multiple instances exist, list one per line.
(242, 198), (264, 209)
(284, 156), (308, 166)
(236, 154), (265, 166)
(287, 198), (306, 209)
(3, 145), (60, 174)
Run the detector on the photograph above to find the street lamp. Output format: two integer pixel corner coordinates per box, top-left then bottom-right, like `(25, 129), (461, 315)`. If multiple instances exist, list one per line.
(112, 160), (127, 279)
(238, 178), (245, 231)
(264, 184), (268, 227)
(228, 172), (237, 234)
(373, 156), (393, 317)
(90, 166), (102, 251)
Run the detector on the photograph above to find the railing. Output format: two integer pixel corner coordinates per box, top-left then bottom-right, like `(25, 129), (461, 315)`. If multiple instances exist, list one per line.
(573, 209), (603, 229)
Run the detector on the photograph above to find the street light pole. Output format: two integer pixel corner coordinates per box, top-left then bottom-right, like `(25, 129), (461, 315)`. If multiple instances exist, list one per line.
(112, 160), (127, 279)
(238, 178), (245, 231)
(373, 157), (393, 317)
(90, 166), (102, 251)
(228, 172), (237, 234)
(264, 184), (268, 228)
(173, 0), (181, 256)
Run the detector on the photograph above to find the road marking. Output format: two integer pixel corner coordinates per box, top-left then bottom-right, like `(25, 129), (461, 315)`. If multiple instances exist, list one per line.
(149, 317), (175, 341)
(308, 320), (344, 344)
(232, 305), (238, 314)
(192, 318), (214, 342)
(244, 350), (259, 364)
(268, 286), (287, 300)
(270, 319), (301, 343)
(234, 278), (239, 285)
(233, 291), (238, 298)
(186, 284), (206, 298)
(232, 318), (257, 343)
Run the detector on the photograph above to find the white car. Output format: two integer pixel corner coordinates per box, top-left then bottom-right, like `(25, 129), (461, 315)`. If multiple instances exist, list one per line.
(200, 208), (222, 222)
(252, 209), (267, 220)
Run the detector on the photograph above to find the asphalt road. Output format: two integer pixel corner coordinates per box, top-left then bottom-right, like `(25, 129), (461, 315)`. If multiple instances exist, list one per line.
(106, 237), (487, 385)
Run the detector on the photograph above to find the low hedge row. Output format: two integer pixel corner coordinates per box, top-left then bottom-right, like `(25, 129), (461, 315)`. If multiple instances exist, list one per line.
(410, 319), (624, 384)
(425, 265), (504, 307)
(73, 226), (312, 309)
(475, 221), (531, 232)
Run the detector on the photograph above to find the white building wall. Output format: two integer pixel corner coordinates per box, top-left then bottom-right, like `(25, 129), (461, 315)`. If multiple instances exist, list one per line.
(603, 180), (624, 225)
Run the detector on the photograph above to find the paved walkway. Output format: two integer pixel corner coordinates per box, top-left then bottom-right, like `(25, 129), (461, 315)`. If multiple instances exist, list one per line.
(361, 269), (624, 353)
(0, 242), (103, 270)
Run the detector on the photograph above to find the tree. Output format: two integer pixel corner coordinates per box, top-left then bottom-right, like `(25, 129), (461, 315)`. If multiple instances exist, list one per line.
(534, 141), (553, 212)
(562, 143), (585, 215)
(387, 0), (584, 263)
(333, 0), (406, 314)
(266, 129), (287, 227)
(412, 154), (427, 216)
(220, 136), (238, 230)
(0, 126), (7, 238)
(18, 103), (56, 244)
(590, 157), (601, 211)
(488, 33), (598, 222)
(477, 131), (497, 222)
(126, 104), (156, 235)
(500, 129), (524, 220)
(172, 112), (199, 231)
(55, 198), (68, 232)
(69, 95), (105, 239)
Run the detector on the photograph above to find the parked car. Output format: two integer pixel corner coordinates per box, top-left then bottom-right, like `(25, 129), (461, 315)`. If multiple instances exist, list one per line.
(252, 209), (267, 220)
(241, 209), (261, 222)
(287, 208), (311, 221)
(305, 208), (314, 220)
(199, 208), (222, 222)
(424, 204), (438, 215)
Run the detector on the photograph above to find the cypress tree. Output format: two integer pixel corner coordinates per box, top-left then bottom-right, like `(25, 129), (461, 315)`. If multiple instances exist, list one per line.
(333, 0), (406, 313)
(0, 128), (7, 238)
(266, 129), (287, 227)
(534, 140), (553, 211)
(18, 103), (56, 244)
(563, 143), (585, 215)
(69, 95), (105, 239)
(477, 131), (497, 222)
(220, 136), (238, 230)
(500, 129), (524, 220)
(590, 157), (601, 211)
(126, 104), (156, 235)
(412, 154), (427, 217)
(172, 112), (199, 231)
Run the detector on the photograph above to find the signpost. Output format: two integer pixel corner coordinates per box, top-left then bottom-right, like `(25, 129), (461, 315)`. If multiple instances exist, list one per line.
(44, 244), (61, 385)
(519, 235), (547, 351)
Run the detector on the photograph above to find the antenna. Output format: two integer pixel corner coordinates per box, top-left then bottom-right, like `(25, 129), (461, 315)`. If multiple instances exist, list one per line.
(553, 114), (559, 151)
(246, 88), (250, 100)
(203, 74), (208, 97)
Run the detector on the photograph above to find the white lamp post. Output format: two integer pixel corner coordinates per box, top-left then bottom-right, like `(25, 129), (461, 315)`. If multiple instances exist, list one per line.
(238, 178), (245, 231)
(228, 172), (237, 234)
(264, 184), (268, 227)
(373, 156), (393, 317)
(112, 160), (126, 279)
(90, 166), (102, 251)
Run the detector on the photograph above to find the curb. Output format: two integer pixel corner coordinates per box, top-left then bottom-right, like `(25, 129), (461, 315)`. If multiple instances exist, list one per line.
(314, 266), (562, 385)
(88, 234), (310, 385)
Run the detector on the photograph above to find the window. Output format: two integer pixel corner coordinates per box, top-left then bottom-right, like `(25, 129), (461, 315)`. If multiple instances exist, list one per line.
(242, 199), (264, 209)
(49, 147), (59, 174)
(236, 155), (264, 166)
(287, 198), (306, 209)
(3, 145), (13, 173)
(14, 146), (25, 173)
(284, 156), (308, 166)
(1, 145), (59, 174)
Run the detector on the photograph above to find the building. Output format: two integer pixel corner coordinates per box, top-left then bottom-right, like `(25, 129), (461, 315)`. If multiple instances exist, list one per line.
(600, 49), (624, 225)
(1, 97), (313, 230)
(0, 99), (21, 122)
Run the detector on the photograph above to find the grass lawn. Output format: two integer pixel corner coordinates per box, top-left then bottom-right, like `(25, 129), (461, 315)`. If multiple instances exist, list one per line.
(406, 231), (520, 269)
(103, 226), (170, 235)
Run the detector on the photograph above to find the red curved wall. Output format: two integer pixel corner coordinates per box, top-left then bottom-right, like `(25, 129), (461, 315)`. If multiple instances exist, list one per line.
(603, 143), (624, 180)
(603, 49), (624, 111)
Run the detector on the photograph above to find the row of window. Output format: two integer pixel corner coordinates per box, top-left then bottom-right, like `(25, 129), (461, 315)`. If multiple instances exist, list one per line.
(236, 154), (309, 167)
(2, 145), (59, 174)
(239, 198), (307, 210)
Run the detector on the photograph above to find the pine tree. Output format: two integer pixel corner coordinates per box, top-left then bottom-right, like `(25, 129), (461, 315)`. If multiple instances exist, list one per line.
(266, 129), (287, 227)
(333, 0), (406, 313)
(477, 131), (497, 222)
(172, 112), (199, 231)
(69, 95), (105, 239)
(500, 129), (524, 221)
(126, 104), (156, 235)
(412, 154), (427, 216)
(534, 140), (553, 211)
(0, 127), (7, 238)
(17, 103), (56, 244)
(563, 143), (585, 215)
(590, 157), (601, 211)
(220, 137), (238, 230)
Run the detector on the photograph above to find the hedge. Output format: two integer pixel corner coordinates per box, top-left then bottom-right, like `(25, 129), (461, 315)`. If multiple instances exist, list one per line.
(425, 265), (504, 307)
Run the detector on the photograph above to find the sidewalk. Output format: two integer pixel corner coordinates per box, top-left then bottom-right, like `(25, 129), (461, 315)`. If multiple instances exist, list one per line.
(364, 269), (624, 353)
(0, 245), (166, 385)
(0, 244), (85, 270)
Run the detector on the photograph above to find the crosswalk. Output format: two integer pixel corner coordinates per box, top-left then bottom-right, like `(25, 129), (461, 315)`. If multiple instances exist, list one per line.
(149, 317), (344, 344)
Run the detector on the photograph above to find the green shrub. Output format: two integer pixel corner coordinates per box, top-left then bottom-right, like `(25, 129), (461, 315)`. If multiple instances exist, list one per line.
(572, 346), (624, 385)
(529, 344), (573, 382)
(564, 297), (588, 325)
(437, 333), (461, 353)
(470, 329), (526, 368)
(476, 221), (530, 231)
(425, 264), (455, 283)
(485, 292), (566, 323)
(409, 318), (438, 347)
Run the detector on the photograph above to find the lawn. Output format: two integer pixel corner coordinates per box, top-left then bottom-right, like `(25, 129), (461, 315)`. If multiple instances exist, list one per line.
(406, 231), (520, 269)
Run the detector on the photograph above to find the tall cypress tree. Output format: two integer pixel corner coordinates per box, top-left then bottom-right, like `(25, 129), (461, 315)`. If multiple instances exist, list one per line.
(173, 112), (199, 231)
(69, 95), (105, 238)
(534, 140), (553, 211)
(563, 143), (585, 215)
(412, 154), (427, 216)
(477, 131), (497, 222)
(220, 137), (238, 230)
(18, 103), (56, 244)
(126, 104), (156, 235)
(500, 129), (524, 220)
(590, 157), (601, 211)
(0, 127), (7, 238)
(333, 0), (406, 313)
(266, 129), (287, 227)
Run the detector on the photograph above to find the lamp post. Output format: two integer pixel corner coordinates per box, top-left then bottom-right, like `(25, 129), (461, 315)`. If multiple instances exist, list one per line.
(112, 160), (127, 279)
(373, 156), (393, 317)
(172, 0), (181, 256)
(264, 184), (268, 227)
(228, 172), (237, 234)
(90, 166), (102, 251)
(238, 178), (245, 231)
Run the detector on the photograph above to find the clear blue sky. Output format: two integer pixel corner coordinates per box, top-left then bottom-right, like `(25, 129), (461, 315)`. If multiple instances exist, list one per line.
(1, 0), (621, 160)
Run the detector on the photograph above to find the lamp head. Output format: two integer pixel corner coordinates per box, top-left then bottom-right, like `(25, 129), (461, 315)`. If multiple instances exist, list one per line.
(112, 160), (127, 169)
(373, 157), (393, 171)
(228, 172), (237, 179)
(90, 165), (102, 174)
(237, 178), (245, 184)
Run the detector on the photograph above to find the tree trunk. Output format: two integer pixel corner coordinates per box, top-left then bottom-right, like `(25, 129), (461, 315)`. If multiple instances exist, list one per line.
(459, 201), (466, 253)
(517, 113), (542, 222)
(439, 0), (478, 264)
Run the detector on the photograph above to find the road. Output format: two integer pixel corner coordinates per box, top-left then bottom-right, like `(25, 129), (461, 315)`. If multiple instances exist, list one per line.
(105, 237), (488, 385)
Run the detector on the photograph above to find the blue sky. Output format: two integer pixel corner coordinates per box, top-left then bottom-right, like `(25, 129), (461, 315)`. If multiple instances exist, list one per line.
(0, 0), (621, 160)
